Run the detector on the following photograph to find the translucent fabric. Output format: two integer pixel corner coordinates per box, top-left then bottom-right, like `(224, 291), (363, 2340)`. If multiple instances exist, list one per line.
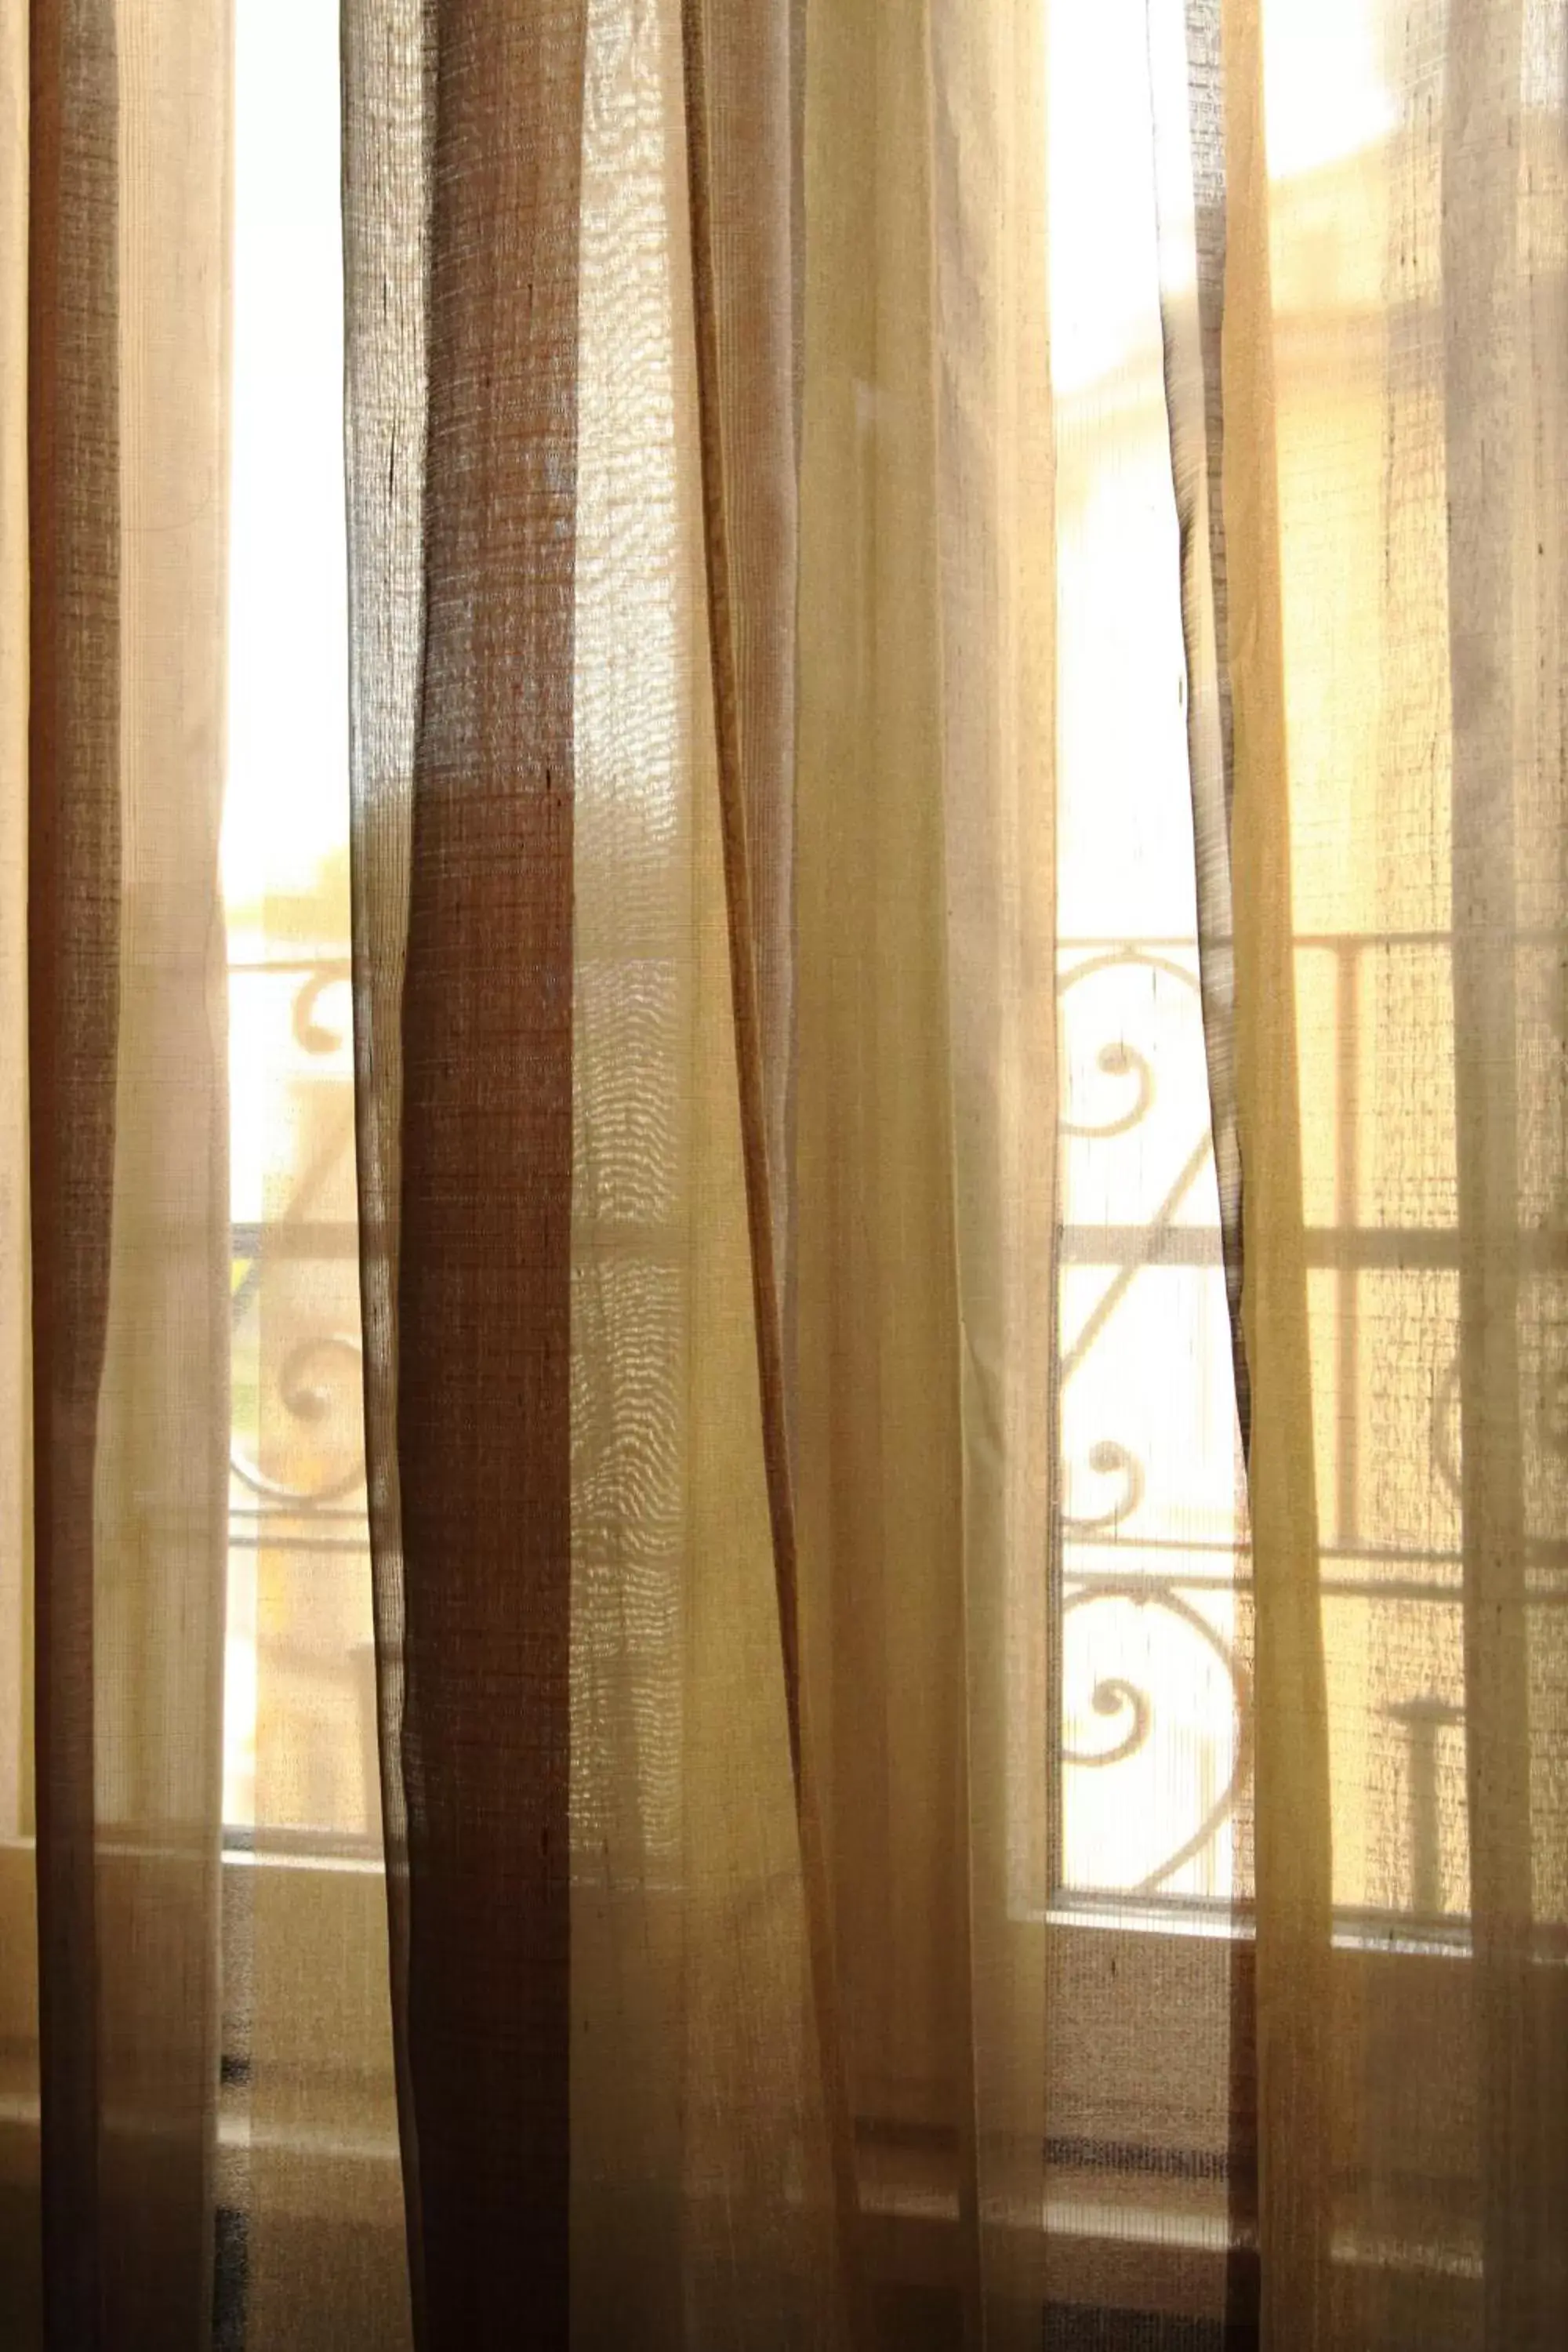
(2, 9), (412, 2350)
(5, 1), (1568, 2347)
(0, 0), (35, 2323)
(6, 3), (230, 2340)
(1235, 2), (1568, 2338)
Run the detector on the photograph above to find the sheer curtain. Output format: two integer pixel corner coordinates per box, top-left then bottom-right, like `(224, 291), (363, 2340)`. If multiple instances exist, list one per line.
(5, 4), (230, 2342)
(4, 1), (1568, 2347)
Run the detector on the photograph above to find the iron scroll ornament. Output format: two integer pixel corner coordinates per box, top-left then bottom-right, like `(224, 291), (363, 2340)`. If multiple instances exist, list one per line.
(1060, 1581), (1253, 1896)
(230, 1331), (368, 1508)
(1057, 947), (1249, 1891)
(230, 964), (366, 1510)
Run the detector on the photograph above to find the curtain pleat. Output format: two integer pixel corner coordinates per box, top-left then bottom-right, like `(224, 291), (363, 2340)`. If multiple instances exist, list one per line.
(101, 0), (231, 2336)
(795, 6), (975, 2335)
(339, 0), (430, 2328)
(792, 2), (1060, 2341)
(926, 0), (1054, 2335)
(1217, 4), (1336, 2339)
(26, 9), (122, 2332)
(0, 0), (39, 2317)
(1440, 6), (1562, 2334)
(568, 0), (837, 2336)
(681, 0), (864, 2325)
(684, 0), (803, 1361)
(365, 2), (587, 2338)
(24, 2), (231, 2344)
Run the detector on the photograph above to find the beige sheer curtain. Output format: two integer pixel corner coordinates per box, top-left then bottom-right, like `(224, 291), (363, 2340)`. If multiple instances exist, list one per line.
(5, 1), (1568, 2347)
(1232, 2), (1568, 2339)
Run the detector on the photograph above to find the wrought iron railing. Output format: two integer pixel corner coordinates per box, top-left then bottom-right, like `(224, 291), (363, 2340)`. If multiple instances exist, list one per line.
(1055, 925), (1568, 1926)
(1054, 938), (1249, 1905)
(226, 950), (376, 1846)
(227, 932), (1555, 1922)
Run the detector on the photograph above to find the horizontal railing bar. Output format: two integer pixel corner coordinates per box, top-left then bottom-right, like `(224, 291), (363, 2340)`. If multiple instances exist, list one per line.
(1060, 1222), (1566, 1270)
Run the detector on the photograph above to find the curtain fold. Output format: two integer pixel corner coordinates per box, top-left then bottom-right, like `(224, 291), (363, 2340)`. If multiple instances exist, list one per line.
(681, 0), (865, 2322)
(0, 0), (39, 2313)
(26, 6), (123, 2327)
(1216, 1), (1335, 2337)
(794, 6), (977, 2335)
(101, 0), (231, 2331)
(683, 0), (804, 1357)
(1440, 5), (1559, 2332)
(925, 0), (1054, 2332)
(339, 0), (429, 2329)
(358, 2), (586, 2336)
(20, 2), (231, 2343)
(569, 0), (839, 2336)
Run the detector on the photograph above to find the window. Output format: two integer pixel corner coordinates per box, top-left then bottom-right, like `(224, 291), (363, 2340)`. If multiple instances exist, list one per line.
(1047, 0), (1247, 1924)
